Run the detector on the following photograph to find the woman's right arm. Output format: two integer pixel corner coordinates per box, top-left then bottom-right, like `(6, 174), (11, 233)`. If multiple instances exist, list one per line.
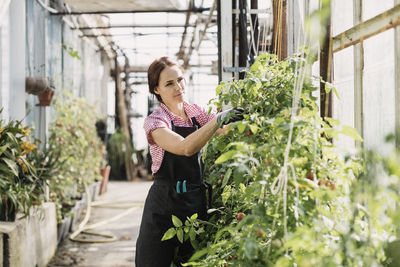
(151, 116), (219, 157)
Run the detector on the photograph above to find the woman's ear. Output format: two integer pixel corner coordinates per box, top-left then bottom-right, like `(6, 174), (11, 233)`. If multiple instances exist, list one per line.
(154, 86), (160, 95)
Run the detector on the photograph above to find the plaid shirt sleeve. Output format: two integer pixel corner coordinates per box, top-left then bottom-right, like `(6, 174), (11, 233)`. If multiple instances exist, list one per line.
(143, 113), (170, 145)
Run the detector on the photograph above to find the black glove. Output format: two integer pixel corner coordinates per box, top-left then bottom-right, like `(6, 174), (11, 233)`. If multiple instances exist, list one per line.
(216, 107), (244, 127)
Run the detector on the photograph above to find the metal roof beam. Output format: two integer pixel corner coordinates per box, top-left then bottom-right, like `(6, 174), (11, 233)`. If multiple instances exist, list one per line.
(50, 7), (210, 16)
(73, 24), (195, 30)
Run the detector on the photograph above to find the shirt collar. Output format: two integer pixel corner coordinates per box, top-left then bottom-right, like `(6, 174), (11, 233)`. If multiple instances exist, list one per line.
(159, 101), (193, 121)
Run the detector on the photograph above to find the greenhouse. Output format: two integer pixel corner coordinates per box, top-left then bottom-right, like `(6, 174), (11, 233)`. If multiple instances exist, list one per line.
(0, 0), (399, 266)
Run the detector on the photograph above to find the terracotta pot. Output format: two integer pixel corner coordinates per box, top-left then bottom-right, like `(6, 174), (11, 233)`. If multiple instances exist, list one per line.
(37, 89), (55, 106)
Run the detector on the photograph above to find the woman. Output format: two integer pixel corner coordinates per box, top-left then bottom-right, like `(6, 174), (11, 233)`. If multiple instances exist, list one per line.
(135, 57), (243, 267)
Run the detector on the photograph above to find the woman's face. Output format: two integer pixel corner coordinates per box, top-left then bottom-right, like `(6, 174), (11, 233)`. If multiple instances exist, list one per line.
(155, 65), (186, 106)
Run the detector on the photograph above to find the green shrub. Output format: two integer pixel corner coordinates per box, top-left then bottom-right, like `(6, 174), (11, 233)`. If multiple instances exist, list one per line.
(46, 92), (106, 222)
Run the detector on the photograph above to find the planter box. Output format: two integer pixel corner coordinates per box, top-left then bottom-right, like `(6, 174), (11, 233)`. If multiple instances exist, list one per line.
(70, 198), (86, 233)
(57, 215), (72, 245)
(0, 203), (57, 267)
(90, 181), (101, 202)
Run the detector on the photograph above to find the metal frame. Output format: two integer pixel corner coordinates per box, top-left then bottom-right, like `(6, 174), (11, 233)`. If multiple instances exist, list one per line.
(217, 0), (233, 82)
(73, 24), (196, 30)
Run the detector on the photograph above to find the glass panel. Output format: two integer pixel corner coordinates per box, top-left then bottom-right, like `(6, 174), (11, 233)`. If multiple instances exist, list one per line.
(363, 30), (395, 155)
(333, 46), (355, 152)
(363, 0), (394, 21)
(331, 0), (353, 36)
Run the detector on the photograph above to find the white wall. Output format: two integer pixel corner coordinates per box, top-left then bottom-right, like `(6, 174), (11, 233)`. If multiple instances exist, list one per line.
(0, 6), (9, 121)
(9, 0), (26, 121)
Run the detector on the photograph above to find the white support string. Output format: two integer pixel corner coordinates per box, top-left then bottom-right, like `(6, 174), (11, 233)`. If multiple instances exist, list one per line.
(267, 0), (312, 255)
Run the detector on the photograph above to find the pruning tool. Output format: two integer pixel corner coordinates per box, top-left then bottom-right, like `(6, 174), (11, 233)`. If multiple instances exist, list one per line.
(176, 180), (187, 194)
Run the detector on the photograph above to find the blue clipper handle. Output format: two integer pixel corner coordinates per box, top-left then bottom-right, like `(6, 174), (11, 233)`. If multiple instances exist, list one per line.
(182, 180), (187, 193)
(176, 181), (181, 194)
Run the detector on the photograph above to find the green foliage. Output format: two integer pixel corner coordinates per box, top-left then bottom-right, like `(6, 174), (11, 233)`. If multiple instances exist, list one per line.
(108, 128), (134, 179)
(0, 116), (43, 221)
(47, 92), (106, 222)
(162, 213), (204, 249)
(62, 43), (81, 60)
(181, 54), (400, 266)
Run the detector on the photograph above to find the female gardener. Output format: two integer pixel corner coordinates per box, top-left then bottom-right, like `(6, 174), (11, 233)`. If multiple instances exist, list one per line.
(135, 56), (243, 267)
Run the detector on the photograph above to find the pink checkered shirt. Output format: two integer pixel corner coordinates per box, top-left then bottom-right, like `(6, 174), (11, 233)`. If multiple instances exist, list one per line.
(144, 102), (216, 174)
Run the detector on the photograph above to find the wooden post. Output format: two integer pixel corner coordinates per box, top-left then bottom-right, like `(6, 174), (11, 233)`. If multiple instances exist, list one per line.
(114, 59), (121, 128)
(272, 0), (287, 60)
(238, 0), (248, 79)
(319, 0), (333, 119)
(250, 0), (259, 60)
(353, 0), (364, 148)
(395, 0), (400, 150)
(232, 0), (237, 71)
(114, 57), (135, 181)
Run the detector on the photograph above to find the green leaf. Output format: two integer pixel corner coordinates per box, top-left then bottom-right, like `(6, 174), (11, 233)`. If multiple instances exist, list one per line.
(332, 86), (340, 99)
(172, 215), (183, 227)
(215, 83), (225, 96)
(244, 238), (258, 260)
(324, 117), (340, 127)
(189, 227), (196, 241)
(222, 168), (232, 187)
(0, 144), (9, 156)
(248, 124), (259, 134)
(324, 128), (339, 140)
(161, 228), (176, 241)
(215, 150), (237, 164)
(190, 213), (198, 221)
(2, 158), (19, 177)
(177, 228), (184, 243)
(237, 121), (246, 133)
(340, 125), (363, 141)
(188, 248), (208, 261)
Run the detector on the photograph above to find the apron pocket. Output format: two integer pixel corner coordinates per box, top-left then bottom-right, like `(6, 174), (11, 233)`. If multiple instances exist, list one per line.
(172, 186), (207, 222)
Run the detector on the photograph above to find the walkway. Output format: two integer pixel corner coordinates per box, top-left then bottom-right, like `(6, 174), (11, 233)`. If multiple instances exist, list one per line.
(48, 180), (152, 267)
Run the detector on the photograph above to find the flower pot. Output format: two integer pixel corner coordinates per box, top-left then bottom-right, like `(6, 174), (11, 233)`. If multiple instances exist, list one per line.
(37, 88), (55, 106)
(0, 196), (16, 221)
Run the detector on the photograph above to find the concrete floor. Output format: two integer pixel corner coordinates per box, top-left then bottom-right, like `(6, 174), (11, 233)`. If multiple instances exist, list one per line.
(48, 180), (152, 267)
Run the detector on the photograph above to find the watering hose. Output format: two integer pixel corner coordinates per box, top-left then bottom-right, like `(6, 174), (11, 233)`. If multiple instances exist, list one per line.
(69, 182), (143, 243)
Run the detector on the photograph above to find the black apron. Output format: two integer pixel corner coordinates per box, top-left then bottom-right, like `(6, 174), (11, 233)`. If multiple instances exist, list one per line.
(135, 117), (211, 267)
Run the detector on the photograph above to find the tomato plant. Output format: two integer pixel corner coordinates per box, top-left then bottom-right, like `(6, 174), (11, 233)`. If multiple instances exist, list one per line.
(180, 53), (400, 266)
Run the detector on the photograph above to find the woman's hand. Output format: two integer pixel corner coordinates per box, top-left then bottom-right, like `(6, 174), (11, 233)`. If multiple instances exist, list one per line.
(216, 108), (244, 127)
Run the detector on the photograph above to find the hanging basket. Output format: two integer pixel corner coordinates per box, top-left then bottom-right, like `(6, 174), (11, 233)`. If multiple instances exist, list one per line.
(25, 77), (48, 95)
(37, 88), (55, 106)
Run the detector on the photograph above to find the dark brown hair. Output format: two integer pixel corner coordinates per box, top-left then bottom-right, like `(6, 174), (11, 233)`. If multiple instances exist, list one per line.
(147, 56), (184, 103)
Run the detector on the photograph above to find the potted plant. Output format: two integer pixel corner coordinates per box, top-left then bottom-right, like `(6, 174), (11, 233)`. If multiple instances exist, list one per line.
(0, 117), (43, 221)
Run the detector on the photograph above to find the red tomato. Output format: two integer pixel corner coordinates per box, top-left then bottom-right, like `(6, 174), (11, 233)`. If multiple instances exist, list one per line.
(236, 212), (245, 220)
